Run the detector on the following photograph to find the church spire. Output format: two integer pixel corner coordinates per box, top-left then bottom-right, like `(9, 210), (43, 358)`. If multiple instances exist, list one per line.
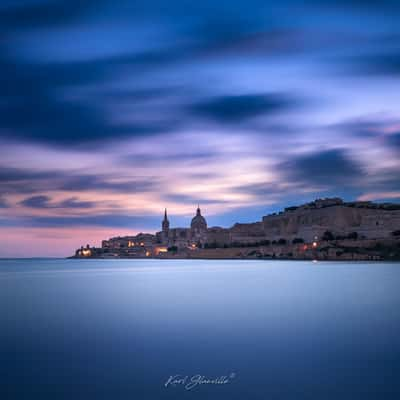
(196, 204), (201, 216)
(162, 208), (169, 232)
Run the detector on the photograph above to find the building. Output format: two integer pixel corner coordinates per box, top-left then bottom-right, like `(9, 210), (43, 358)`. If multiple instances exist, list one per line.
(73, 198), (400, 258)
(159, 205), (208, 249)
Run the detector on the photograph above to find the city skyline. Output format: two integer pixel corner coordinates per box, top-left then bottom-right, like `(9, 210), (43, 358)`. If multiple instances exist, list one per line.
(1, 0), (400, 256)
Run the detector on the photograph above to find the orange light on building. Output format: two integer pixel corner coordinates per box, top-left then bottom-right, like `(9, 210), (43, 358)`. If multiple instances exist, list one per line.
(155, 247), (168, 255)
(312, 241), (318, 248)
(82, 249), (91, 257)
(145, 251), (151, 257)
(140, 242), (144, 246)
(191, 243), (197, 249)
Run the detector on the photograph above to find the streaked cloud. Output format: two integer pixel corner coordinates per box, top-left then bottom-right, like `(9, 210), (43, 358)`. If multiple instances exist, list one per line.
(284, 149), (366, 186)
(189, 93), (298, 123)
(0, 0), (400, 256)
(20, 195), (96, 209)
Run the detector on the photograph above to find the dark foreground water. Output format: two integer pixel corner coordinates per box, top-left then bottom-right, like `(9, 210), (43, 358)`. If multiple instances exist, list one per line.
(1, 259), (400, 400)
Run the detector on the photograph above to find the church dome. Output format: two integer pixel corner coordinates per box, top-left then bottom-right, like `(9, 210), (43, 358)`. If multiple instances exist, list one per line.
(191, 206), (207, 230)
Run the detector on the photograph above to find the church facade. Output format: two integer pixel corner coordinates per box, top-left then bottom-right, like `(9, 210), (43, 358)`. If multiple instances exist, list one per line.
(156, 206), (209, 249)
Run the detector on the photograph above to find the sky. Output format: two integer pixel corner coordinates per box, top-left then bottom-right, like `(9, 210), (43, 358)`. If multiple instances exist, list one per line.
(1, 0), (400, 257)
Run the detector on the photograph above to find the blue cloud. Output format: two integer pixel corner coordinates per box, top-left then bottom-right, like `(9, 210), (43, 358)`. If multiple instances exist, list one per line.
(284, 149), (365, 186)
(20, 195), (96, 209)
(189, 94), (297, 123)
(1, 0), (400, 252)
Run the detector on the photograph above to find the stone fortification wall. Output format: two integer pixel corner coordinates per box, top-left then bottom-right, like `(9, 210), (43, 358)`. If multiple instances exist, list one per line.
(262, 205), (400, 241)
(228, 222), (265, 244)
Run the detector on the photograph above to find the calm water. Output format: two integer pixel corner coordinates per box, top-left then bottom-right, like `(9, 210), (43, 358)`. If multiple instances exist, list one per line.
(1, 259), (400, 400)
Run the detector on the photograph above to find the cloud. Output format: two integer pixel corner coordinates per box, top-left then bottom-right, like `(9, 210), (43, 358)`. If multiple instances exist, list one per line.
(0, 166), (60, 182)
(163, 193), (229, 205)
(343, 52), (400, 77)
(330, 119), (386, 138)
(0, 166), (158, 195)
(0, 53), (180, 146)
(0, 0), (318, 148)
(235, 182), (289, 198)
(0, 213), (159, 229)
(189, 94), (297, 123)
(284, 149), (365, 186)
(27, 214), (162, 229)
(0, 197), (9, 208)
(357, 191), (400, 202)
(0, 2), (184, 148)
(330, 118), (400, 153)
(0, 166), (66, 194)
(1, 0), (396, 152)
(0, 1), (101, 35)
(58, 197), (96, 208)
(1, 0), (400, 258)
(387, 132), (400, 150)
(59, 176), (157, 193)
(313, 0), (400, 11)
(19, 195), (51, 208)
(20, 195), (95, 209)
(121, 150), (216, 167)
(365, 53), (400, 76)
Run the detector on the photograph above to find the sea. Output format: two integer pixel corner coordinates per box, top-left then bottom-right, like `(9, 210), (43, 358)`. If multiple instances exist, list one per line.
(1, 259), (400, 400)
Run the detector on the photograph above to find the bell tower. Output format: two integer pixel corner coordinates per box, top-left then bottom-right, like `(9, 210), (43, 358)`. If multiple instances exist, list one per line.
(162, 208), (170, 233)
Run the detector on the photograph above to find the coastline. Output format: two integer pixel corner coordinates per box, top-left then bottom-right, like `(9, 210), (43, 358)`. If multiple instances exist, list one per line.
(69, 238), (400, 261)
(66, 256), (400, 262)
(72, 198), (400, 261)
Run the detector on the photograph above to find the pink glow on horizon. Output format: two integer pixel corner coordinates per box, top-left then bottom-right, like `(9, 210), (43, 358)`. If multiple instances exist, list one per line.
(0, 227), (142, 258)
